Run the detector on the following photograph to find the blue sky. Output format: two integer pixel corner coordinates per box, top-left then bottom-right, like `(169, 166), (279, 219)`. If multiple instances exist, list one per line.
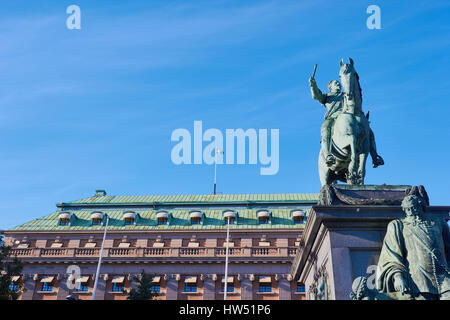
(0, 0), (449, 229)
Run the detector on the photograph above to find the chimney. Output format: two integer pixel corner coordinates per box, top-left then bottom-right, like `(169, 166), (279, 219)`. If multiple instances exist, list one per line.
(95, 190), (106, 197)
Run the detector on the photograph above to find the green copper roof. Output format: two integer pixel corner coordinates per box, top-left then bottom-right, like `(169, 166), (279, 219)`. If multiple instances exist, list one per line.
(64, 193), (319, 205)
(8, 192), (318, 232)
(9, 207), (312, 231)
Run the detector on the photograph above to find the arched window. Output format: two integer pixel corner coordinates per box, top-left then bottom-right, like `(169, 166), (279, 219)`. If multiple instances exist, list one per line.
(291, 210), (305, 224)
(257, 210), (271, 224)
(223, 210), (237, 224)
(156, 211), (169, 225)
(58, 212), (72, 226)
(91, 212), (104, 226)
(123, 211), (136, 225)
(189, 211), (203, 225)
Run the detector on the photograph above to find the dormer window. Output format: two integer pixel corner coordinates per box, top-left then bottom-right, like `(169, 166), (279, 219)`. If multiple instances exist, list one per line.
(123, 212), (136, 225)
(156, 211), (169, 225)
(58, 212), (72, 226)
(189, 211), (203, 225)
(91, 212), (104, 226)
(257, 210), (271, 224)
(223, 211), (237, 224)
(291, 210), (305, 224)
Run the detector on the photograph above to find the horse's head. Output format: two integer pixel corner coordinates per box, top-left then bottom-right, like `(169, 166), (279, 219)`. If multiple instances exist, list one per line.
(339, 58), (357, 96)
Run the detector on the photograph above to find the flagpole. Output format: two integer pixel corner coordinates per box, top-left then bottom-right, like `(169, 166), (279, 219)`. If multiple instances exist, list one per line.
(213, 148), (222, 195)
(224, 217), (230, 300)
(92, 215), (109, 300)
(214, 149), (217, 195)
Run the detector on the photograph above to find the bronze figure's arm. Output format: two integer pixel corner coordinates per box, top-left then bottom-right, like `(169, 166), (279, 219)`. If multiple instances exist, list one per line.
(309, 65), (326, 105)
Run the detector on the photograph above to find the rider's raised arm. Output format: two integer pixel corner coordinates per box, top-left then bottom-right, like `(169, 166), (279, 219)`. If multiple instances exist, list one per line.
(309, 77), (326, 105)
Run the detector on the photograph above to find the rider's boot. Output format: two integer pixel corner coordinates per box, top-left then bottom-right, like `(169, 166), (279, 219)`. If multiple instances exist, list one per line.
(372, 155), (384, 168)
(369, 129), (384, 168)
(323, 142), (336, 167)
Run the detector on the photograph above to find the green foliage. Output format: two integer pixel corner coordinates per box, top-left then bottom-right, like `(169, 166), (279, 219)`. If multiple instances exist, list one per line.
(0, 246), (24, 300)
(127, 270), (159, 300)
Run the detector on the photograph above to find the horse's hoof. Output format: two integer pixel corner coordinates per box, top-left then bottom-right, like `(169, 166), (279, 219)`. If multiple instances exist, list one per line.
(372, 156), (384, 168)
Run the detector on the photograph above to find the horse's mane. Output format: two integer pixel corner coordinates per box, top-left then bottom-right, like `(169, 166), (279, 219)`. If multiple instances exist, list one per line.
(354, 71), (362, 103)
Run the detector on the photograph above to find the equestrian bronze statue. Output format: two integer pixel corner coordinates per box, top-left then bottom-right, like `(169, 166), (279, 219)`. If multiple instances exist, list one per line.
(309, 58), (384, 186)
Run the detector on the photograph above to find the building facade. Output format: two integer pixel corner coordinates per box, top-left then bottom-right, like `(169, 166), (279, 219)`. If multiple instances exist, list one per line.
(3, 190), (318, 300)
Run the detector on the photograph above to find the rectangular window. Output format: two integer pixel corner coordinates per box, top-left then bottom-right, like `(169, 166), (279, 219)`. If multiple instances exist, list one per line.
(59, 220), (69, 226)
(149, 285), (160, 293)
(112, 282), (124, 292)
(185, 283), (197, 292)
(9, 282), (19, 292)
(224, 217), (235, 224)
(296, 285), (305, 293)
(259, 285), (271, 292)
(77, 282), (89, 292)
(221, 284), (234, 293)
(42, 282), (53, 292)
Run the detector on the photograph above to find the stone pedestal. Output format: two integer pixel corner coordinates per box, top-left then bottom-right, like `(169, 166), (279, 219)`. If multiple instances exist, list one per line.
(290, 185), (450, 300)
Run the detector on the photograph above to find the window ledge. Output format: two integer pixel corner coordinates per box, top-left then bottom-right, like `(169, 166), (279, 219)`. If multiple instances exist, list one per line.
(294, 292), (306, 295)
(181, 291), (202, 295)
(217, 292), (239, 295)
(36, 291), (57, 294)
(108, 291), (126, 294)
(74, 291), (92, 294)
(256, 291), (276, 295)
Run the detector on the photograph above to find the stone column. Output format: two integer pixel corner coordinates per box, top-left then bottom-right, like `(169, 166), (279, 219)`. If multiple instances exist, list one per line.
(240, 274), (254, 300)
(21, 274), (36, 300)
(277, 274), (292, 300)
(202, 274), (216, 300)
(165, 274), (179, 300)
